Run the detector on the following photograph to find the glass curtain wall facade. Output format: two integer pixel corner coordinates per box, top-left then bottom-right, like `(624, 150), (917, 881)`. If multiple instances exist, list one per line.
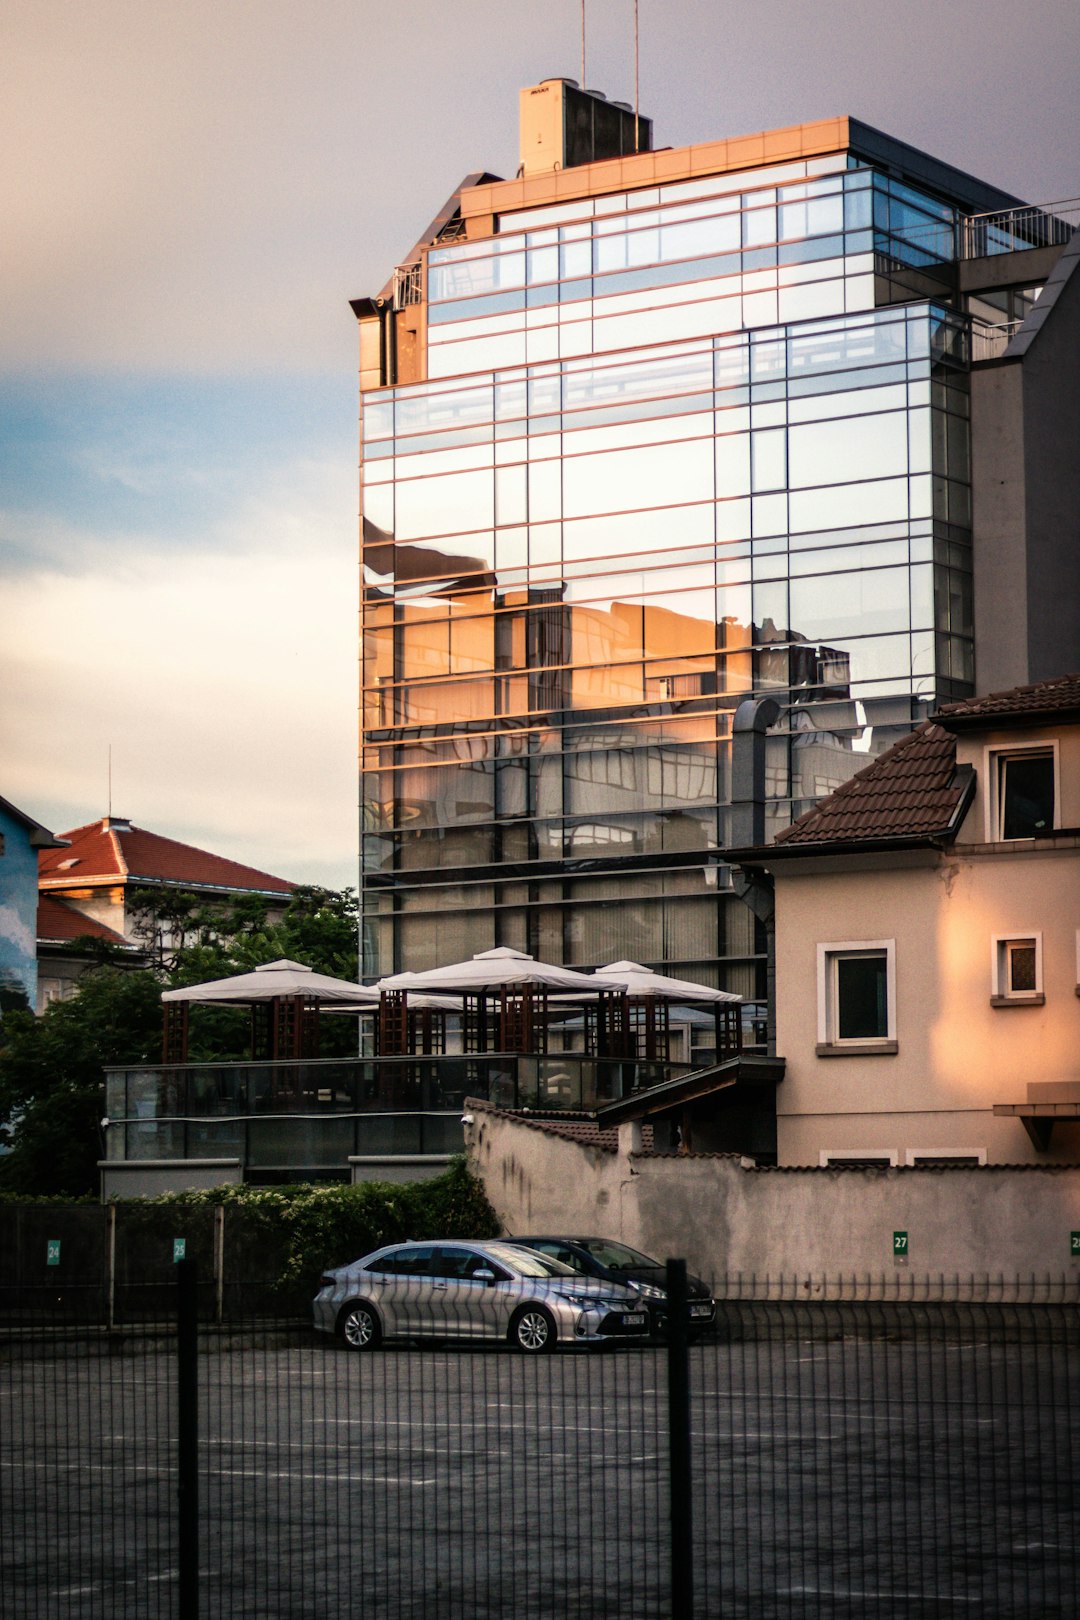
(360, 148), (976, 995)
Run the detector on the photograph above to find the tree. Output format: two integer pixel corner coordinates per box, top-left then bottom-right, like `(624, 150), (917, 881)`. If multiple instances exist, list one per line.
(0, 887), (361, 1196)
(0, 968), (162, 1196)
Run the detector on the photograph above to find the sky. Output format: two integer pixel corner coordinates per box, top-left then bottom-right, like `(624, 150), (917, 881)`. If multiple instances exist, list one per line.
(2, 0), (1078, 890)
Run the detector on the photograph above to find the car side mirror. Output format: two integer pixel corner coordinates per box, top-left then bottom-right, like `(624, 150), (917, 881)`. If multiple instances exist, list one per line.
(473, 1268), (496, 1285)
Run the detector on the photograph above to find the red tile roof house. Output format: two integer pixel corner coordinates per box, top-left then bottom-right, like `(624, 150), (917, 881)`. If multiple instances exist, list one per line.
(38, 816), (295, 975)
(729, 674), (1080, 1168)
(35, 892), (144, 1010)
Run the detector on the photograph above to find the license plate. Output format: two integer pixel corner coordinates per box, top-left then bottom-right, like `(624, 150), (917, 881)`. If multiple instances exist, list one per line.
(689, 1303), (713, 1318)
(622, 1312), (647, 1327)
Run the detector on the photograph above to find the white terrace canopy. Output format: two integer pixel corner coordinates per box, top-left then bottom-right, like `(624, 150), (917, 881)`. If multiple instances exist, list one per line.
(569, 961), (743, 1063)
(595, 961), (742, 1004)
(374, 948), (743, 1063)
(161, 959), (380, 1064)
(376, 947), (626, 1057)
(377, 946), (621, 995)
(162, 959), (381, 1008)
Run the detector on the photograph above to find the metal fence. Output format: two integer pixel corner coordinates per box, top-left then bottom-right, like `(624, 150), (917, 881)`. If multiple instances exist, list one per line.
(2, 1263), (1077, 1619)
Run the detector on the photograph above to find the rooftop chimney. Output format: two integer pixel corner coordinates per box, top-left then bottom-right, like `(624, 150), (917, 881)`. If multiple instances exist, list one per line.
(519, 78), (653, 177)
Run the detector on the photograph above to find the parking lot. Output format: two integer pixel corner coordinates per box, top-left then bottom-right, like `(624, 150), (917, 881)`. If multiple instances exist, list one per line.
(2, 1324), (1078, 1619)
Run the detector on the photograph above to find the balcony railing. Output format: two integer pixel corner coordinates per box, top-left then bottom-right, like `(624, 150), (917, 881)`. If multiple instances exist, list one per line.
(103, 1052), (691, 1170)
(970, 318), (1023, 362)
(392, 261), (422, 309)
(960, 200), (1079, 260)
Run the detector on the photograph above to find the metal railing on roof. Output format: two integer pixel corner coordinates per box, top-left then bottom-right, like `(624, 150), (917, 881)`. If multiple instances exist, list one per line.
(970, 317), (1023, 362)
(392, 261), (423, 310)
(960, 199), (1079, 260)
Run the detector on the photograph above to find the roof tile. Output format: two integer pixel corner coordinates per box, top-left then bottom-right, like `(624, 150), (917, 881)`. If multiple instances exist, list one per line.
(39, 818), (293, 895)
(937, 672), (1080, 725)
(774, 722), (962, 847)
(36, 894), (134, 947)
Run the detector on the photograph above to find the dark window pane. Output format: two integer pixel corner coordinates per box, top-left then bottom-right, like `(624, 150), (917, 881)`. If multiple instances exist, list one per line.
(1008, 944), (1037, 993)
(1001, 754), (1054, 838)
(836, 954), (887, 1039)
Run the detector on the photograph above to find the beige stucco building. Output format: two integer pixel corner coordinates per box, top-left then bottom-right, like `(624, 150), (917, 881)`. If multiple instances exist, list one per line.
(733, 674), (1080, 1167)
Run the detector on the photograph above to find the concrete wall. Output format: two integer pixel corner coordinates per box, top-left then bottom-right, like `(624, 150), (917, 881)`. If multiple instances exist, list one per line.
(349, 1155), (455, 1186)
(99, 1159), (242, 1200)
(464, 1107), (1080, 1288)
(971, 237), (1080, 691)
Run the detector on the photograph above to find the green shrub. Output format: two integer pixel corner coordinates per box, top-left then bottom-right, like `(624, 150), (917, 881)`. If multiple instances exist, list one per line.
(133, 1157), (500, 1294)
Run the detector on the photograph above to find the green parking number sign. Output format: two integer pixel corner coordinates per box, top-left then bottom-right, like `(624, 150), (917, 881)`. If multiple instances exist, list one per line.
(893, 1231), (909, 1257)
(46, 1239), (61, 1267)
(173, 1238), (187, 1263)
(1071, 1232), (1080, 1260)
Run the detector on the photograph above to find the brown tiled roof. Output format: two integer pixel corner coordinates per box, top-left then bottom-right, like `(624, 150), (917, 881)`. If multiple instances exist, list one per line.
(36, 895), (133, 947)
(39, 818), (294, 896)
(465, 1100), (653, 1152)
(771, 722), (965, 849)
(937, 672), (1080, 728)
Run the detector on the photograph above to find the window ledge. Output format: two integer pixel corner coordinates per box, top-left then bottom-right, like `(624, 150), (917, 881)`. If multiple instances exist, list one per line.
(990, 993), (1045, 1008)
(815, 1040), (898, 1057)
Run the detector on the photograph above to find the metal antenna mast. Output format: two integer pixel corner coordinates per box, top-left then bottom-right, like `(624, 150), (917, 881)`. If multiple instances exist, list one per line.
(581, 0), (586, 88)
(634, 0), (640, 151)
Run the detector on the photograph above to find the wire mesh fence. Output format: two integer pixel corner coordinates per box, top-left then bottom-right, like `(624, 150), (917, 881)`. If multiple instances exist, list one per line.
(2, 1266), (1078, 1619)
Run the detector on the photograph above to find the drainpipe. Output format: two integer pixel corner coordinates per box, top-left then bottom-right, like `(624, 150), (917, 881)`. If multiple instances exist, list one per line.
(730, 696), (780, 848)
(729, 696), (780, 1058)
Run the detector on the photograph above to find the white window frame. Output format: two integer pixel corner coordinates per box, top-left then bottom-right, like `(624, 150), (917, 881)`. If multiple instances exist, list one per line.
(816, 939), (897, 1054)
(905, 1148), (987, 1167)
(990, 931), (1044, 1005)
(818, 1149), (898, 1168)
(983, 740), (1059, 842)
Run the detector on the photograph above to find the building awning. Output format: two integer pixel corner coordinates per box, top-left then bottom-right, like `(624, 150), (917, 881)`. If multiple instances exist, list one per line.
(993, 1101), (1080, 1151)
(596, 1053), (784, 1125)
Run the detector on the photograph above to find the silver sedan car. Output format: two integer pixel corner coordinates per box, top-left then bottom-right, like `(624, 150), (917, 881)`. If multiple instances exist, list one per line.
(313, 1239), (652, 1353)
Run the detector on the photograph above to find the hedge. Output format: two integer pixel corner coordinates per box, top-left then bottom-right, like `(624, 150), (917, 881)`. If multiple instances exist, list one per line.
(123, 1157), (502, 1294)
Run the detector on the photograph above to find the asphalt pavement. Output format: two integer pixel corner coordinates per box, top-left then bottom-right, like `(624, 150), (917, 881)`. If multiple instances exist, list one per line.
(2, 1327), (1077, 1618)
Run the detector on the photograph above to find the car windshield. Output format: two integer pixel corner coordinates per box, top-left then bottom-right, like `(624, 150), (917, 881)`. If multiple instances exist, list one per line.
(575, 1239), (661, 1269)
(484, 1242), (576, 1278)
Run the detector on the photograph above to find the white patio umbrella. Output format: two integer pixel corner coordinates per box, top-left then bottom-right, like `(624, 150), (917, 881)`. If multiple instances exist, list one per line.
(594, 961), (742, 1003)
(378, 946), (623, 997)
(162, 959), (381, 1007)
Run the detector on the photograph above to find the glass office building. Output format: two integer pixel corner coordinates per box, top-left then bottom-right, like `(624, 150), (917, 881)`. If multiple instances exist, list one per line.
(355, 93), (1071, 1000)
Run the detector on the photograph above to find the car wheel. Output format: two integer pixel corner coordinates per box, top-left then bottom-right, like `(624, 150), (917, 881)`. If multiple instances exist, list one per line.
(510, 1305), (556, 1354)
(338, 1300), (381, 1351)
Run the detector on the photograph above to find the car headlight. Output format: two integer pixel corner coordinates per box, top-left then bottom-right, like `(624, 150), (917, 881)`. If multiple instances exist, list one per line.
(627, 1281), (666, 1300)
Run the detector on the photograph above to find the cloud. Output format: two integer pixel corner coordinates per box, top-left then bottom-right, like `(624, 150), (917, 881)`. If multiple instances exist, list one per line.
(0, 454), (359, 887)
(4, 0), (1078, 373)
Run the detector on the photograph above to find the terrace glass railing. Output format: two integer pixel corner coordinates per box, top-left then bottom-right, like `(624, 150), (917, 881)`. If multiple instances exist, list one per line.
(102, 1052), (692, 1167)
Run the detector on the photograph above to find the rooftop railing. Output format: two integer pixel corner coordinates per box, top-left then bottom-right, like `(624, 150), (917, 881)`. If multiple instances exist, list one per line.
(970, 317), (1023, 362)
(392, 261), (423, 309)
(102, 1051), (694, 1165)
(960, 199), (1079, 260)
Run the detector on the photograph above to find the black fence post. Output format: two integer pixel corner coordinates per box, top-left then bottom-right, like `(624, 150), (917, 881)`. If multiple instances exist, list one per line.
(666, 1257), (693, 1619)
(177, 1258), (199, 1620)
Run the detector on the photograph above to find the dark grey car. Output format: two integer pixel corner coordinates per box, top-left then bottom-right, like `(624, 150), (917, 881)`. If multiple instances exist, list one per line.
(507, 1236), (716, 1337)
